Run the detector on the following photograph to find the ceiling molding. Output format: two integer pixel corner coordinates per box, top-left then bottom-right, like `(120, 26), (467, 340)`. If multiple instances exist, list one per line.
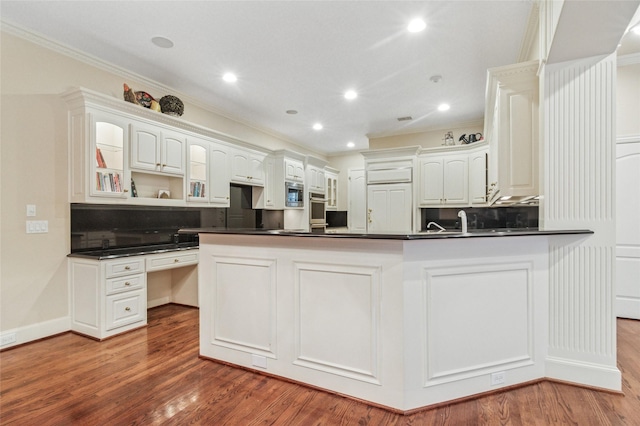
(618, 52), (640, 66)
(517, 2), (540, 63)
(0, 19), (329, 157)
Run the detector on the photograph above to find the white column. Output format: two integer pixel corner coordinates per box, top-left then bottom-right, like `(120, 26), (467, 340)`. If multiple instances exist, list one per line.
(542, 53), (621, 390)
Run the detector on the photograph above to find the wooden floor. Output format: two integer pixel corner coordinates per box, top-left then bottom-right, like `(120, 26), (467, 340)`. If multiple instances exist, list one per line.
(1, 305), (639, 425)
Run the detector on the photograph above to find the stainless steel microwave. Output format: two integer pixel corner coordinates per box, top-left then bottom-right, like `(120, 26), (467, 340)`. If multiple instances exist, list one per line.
(285, 181), (304, 208)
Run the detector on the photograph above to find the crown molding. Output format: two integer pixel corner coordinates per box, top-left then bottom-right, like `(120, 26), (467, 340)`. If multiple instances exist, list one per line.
(0, 19), (324, 156)
(517, 1), (540, 63)
(367, 119), (485, 140)
(617, 52), (640, 67)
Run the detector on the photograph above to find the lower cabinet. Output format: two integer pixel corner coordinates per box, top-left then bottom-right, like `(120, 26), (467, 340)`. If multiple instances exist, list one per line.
(69, 249), (198, 340)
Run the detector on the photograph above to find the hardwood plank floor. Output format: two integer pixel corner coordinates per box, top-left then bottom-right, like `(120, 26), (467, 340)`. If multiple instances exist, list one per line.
(1, 304), (639, 425)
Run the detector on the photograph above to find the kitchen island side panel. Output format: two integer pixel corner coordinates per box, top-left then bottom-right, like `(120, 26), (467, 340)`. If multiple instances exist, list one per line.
(198, 233), (552, 411)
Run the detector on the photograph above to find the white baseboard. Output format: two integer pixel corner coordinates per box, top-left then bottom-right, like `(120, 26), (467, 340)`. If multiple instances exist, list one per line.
(0, 316), (71, 350)
(616, 298), (640, 320)
(546, 356), (621, 391)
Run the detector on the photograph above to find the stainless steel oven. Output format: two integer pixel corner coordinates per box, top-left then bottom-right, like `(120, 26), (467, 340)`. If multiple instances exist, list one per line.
(285, 182), (304, 208)
(309, 192), (327, 232)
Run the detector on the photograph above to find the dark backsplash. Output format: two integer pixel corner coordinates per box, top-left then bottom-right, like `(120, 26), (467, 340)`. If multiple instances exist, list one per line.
(327, 211), (348, 228)
(70, 204), (226, 252)
(421, 206), (539, 231)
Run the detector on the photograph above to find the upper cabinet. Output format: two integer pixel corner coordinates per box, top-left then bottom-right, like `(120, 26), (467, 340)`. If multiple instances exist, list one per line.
(484, 60), (539, 204)
(186, 138), (230, 206)
(306, 156), (327, 193)
(284, 158), (305, 183)
(264, 150), (306, 210)
(325, 167), (339, 211)
(130, 123), (185, 176)
(91, 112), (130, 199)
(419, 152), (469, 206)
(230, 147), (266, 186)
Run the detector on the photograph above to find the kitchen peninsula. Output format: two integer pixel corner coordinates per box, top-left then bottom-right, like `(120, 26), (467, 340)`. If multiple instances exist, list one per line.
(192, 228), (591, 412)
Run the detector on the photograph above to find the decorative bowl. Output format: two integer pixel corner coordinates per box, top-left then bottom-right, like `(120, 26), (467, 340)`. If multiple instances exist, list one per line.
(159, 95), (184, 116)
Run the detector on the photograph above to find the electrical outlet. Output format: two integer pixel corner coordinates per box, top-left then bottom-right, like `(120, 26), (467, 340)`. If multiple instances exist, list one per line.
(251, 354), (267, 369)
(491, 371), (506, 386)
(1, 332), (17, 347)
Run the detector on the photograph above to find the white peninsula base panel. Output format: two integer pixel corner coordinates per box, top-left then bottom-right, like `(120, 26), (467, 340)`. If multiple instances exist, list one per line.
(198, 234), (550, 412)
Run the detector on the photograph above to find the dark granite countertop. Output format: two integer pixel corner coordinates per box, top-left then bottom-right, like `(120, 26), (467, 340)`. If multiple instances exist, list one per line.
(68, 242), (199, 260)
(180, 227), (593, 240)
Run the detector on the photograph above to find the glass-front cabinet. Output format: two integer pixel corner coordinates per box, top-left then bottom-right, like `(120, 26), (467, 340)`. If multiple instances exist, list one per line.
(91, 113), (129, 199)
(188, 142), (208, 202)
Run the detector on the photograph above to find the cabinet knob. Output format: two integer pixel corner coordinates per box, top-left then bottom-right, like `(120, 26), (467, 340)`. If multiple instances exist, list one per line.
(125, 307), (131, 311)
(174, 259), (179, 263)
(123, 189), (129, 193)
(162, 164), (167, 167)
(156, 163), (161, 166)
(226, 196), (230, 200)
(124, 266), (131, 270)
(125, 281), (131, 286)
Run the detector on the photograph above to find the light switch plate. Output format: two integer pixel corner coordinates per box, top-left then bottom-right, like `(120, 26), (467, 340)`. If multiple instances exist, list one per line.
(26, 204), (36, 217)
(26, 220), (48, 234)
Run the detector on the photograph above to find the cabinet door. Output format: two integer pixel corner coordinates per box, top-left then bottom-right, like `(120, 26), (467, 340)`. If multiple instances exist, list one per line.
(419, 157), (444, 205)
(442, 154), (468, 204)
(210, 143), (230, 206)
(130, 124), (160, 172)
(249, 154), (265, 185)
(91, 112), (129, 198)
(230, 149), (250, 183)
(469, 149), (488, 205)
(264, 157), (276, 208)
(285, 159), (304, 182)
(161, 131), (185, 175)
(367, 183), (412, 234)
(188, 142), (208, 202)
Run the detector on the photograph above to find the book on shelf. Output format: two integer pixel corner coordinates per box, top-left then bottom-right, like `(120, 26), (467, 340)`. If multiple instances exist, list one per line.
(190, 181), (205, 198)
(131, 178), (138, 197)
(96, 148), (107, 168)
(96, 171), (122, 192)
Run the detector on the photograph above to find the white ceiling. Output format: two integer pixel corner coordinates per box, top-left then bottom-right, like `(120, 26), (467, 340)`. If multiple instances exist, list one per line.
(1, 1), (639, 155)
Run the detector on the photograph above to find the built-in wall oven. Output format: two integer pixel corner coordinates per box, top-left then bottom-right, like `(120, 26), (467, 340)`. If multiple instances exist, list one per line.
(309, 192), (328, 233)
(285, 182), (304, 208)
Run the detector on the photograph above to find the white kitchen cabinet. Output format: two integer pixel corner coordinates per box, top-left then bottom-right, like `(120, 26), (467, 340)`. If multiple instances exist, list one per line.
(367, 183), (412, 234)
(348, 169), (367, 232)
(187, 138), (230, 206)
(230, 147), (266, 186)
(70, 256), (147, 340)
(130, 122), (185, 176)
(307, 165), (326, 193)
(69, 249), (199, 340)
(469, 147), (488, 205)
(484, 60), (539, 204)
(325, 167), (339, 210)
(284, 158), (305, 183)
(419, 153), (468, 206)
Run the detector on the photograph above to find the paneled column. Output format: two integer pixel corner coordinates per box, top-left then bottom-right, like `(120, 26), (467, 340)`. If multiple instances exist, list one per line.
(542, 53), (621, 390)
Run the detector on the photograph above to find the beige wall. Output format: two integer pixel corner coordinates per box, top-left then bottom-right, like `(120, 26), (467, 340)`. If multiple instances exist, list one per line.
(0, 31), (322, 334)
(617, 63), (640, 137)
(368, 121), (484, 150)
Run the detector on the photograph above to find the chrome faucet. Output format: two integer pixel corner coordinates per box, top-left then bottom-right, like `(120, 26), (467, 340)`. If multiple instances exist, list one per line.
(426, 221), (446, 231)
(458, 210), (468, 233)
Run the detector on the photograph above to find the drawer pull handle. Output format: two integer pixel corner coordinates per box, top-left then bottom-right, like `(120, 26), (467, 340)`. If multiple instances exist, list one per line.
(124, 282), (131, 286)
(125, 307), (131, 311)
(124, 266), (131, 270)
(174, 259), (179, 263)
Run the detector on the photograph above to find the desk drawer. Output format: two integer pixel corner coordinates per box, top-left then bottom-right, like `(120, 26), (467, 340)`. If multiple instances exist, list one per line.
(146, 251), (199, 272)
(105, 289), (146, 331)
(106, 273), (145, 296)
(105, 258), (145, 279)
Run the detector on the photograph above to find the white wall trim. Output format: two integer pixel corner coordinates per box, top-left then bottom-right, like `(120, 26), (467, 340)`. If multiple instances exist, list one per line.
(0, 317), (71, 350)
(618, 52), (640, 67)
(617, 134), (640, 144)
(546, 356), (622, 390)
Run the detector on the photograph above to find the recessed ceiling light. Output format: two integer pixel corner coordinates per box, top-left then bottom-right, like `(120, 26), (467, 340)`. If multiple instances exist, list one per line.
(344, 90), (357, 100)
(407, 18), (426, 33)
(438, 103), (450, 112)
(151, 36), (174, 48)
(347, 141), (355, 148)
(632, 24), (640, 35)
(313, 123), (323, 130)
(223, 73), (237, 83)
(286, 110), (298, 115)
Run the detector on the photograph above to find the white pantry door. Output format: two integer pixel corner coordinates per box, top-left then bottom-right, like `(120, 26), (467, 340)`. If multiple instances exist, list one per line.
(616, 139), (640, 319)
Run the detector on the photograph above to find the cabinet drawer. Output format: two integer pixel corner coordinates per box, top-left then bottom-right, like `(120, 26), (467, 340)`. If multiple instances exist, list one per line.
(106, 273), (145, 296)
(146, 251), (199, 272)
(106, 289), (146, 331)
(105, 258), (145, 278)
